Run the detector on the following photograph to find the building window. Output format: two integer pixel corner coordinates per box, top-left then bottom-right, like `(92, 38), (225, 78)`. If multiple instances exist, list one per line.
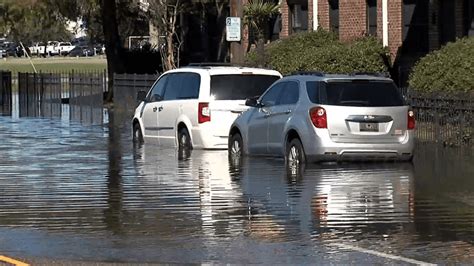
(329, 0), (339, 35)
(366, 0), (377, 36)
(291, 4), (308, 32)
(438, 0), (456, 45)
(402, 0), (429, 53)
(464, 0), (474, 36)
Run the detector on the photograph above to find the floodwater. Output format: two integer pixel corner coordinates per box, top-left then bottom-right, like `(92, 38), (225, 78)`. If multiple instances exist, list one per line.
(0, 106), (473, 264)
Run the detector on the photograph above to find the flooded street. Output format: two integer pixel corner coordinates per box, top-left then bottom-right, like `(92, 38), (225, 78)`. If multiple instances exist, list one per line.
(0, 107), (473, 264)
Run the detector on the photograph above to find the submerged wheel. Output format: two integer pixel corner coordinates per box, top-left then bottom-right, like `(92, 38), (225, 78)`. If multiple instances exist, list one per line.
(285, 138), (306, 166)
(132, 123), (144, 144)
(228, 133), (243, 158)
(178, 128), (192, 150)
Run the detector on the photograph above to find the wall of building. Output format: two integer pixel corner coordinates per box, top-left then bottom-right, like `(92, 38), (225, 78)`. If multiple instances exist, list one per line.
(339, 0), (367, 42)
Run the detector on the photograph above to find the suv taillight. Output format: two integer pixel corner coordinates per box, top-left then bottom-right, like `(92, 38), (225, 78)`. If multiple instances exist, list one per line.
(407, 110), (415, 130)
(310, 107), (327, 129)
(198, 102), (210, 123)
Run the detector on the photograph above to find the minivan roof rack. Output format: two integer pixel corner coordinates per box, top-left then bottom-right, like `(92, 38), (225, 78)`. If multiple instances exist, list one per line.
(287, 71), (324, 77)
(186, 62), (237, 67)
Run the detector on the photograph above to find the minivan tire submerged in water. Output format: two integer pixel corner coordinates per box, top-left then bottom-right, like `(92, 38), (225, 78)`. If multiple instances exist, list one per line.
(228, 72), (415, 164)
(132, 65), (282, 149)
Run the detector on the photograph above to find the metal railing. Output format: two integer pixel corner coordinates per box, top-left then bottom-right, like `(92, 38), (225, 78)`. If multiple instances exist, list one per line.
(113, 73), (159, 115)
(0, 71), (12, 116)
(401, 89), (473, 146)
(17, 70), (107, 124)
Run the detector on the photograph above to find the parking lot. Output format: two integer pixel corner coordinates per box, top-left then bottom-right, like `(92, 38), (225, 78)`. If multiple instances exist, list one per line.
(0, 108), (472, 264)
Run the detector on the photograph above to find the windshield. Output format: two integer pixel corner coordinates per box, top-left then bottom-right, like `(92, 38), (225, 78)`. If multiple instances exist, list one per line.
(306, 80), (405, 107)
(210, 74), (280, 100)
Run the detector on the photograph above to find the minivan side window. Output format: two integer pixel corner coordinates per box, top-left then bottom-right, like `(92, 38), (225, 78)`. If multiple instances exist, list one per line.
(179, 73), (201, 99)
(147, 75), (168, 102)
(163, 73), (183, 101)
(278, 81), (299, 105)
(260, 82), (286, 107)
(210, 74), (280, 100)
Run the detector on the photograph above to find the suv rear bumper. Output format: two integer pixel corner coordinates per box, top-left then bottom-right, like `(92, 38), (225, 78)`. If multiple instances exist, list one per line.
(303, 131), (415, 162)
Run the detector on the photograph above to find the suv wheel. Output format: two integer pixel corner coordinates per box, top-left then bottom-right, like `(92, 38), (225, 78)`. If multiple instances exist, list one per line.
(229, 133), (243, 158)
(133, 123), (144, 144)
(178, 128), (192, 150)
(286, 138), (306, 166)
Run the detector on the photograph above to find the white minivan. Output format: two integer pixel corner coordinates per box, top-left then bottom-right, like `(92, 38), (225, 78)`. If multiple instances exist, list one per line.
(132, 65), (282, 149)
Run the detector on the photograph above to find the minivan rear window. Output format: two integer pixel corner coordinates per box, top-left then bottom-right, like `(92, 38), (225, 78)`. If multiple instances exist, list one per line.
(306, 80), (405, 107)
(210, 74), (280, 100)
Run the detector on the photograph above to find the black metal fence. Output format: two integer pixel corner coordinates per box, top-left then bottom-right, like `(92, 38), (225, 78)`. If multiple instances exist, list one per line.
(401, 89), (473, 146)
(113, 73), (159, 115)
(69, 71), (107, 125)
(0, 71), (12, 116)
(17, 70), (106, 124)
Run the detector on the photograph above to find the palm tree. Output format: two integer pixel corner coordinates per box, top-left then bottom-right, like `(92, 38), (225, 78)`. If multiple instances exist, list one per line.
(243, 0), (279, 66)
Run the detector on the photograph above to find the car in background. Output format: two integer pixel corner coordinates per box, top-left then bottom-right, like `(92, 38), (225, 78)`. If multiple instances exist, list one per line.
(228, 72), (415, 164)
(0, 42), (23, 57)
(57, 42), (76, 55)
(68, 45), (95, 57)
(132, 64), (282, 150)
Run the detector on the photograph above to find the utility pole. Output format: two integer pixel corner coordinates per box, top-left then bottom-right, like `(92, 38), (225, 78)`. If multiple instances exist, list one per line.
(230, 0), (244, 64)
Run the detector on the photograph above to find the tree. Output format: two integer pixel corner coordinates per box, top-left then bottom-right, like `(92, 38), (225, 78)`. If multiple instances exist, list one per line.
(0, 0), (72, 45)
(147, 0), (188, 71)
(243, 0), (279, 66)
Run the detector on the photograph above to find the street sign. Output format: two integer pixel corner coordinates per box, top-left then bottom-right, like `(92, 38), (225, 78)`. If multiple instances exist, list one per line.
(226, 17), (241, 42)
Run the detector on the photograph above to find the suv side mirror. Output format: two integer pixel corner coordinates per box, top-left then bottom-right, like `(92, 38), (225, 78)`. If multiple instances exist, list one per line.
(137, 91), (147, 102)
(245, 96), (260, 107)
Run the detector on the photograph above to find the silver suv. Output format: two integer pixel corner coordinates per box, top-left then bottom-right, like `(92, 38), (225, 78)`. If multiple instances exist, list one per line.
(228, 72), (415, 164)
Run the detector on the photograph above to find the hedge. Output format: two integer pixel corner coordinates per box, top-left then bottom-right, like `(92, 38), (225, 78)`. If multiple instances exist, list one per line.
(246, 29), (389, 75)
(409, 37), (474, 94)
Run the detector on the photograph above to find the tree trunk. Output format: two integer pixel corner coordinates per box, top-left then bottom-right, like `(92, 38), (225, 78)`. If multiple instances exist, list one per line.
(256, 32), (265, 67)
(215, 1), (228, 62)
(100, 0), (125, 103)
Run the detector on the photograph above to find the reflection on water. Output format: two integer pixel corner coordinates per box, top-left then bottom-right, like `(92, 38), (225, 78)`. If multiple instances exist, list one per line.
(0, 112), (472, 264)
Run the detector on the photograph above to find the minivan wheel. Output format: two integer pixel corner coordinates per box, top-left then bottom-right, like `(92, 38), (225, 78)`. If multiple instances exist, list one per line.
(178, 128), (192, 150)
(286, 138), (306, 166)
(133, 123), (144, 144)
(229, 133), (243, 158)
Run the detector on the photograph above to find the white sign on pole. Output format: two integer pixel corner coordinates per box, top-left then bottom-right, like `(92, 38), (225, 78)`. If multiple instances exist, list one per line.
(226, 17), (241, 42)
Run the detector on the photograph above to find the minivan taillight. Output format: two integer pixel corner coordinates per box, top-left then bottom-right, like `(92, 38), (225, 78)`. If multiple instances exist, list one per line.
(198, 102), (211, 123)
(310, 107), (327, 128)
(407, 110), (415, 130)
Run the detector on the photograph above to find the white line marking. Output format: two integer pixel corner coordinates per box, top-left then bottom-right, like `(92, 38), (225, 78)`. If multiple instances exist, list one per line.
(331, 243), (436, 266)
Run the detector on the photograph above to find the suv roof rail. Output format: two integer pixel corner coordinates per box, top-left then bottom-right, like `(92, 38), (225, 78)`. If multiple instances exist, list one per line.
(350, 72), (389, 77)
(287, 71), (324, 77)
(186, 62), (237, 67)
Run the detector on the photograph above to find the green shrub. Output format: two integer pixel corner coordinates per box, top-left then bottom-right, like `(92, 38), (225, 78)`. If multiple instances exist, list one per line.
(246, 29), (389, 75)
(409, 37), (474, 94)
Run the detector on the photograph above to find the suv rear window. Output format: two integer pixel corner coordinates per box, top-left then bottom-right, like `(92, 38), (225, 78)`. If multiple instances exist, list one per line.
(210, 74), (280, 100)
(306, 80), (405, 107)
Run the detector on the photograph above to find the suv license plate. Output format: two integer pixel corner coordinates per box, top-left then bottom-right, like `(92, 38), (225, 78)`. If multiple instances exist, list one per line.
(360, 122), (379, 132)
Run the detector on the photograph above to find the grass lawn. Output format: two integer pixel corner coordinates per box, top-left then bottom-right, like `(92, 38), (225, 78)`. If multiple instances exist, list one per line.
(0, 56), (107, 73)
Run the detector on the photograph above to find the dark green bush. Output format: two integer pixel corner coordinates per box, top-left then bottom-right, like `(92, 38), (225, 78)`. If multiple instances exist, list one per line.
(246, 29), (389, 75)
(409, 37), (474, 94)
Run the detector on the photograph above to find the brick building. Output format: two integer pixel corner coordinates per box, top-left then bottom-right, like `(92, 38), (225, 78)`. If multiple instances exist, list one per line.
(279, 0), (474, 85)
